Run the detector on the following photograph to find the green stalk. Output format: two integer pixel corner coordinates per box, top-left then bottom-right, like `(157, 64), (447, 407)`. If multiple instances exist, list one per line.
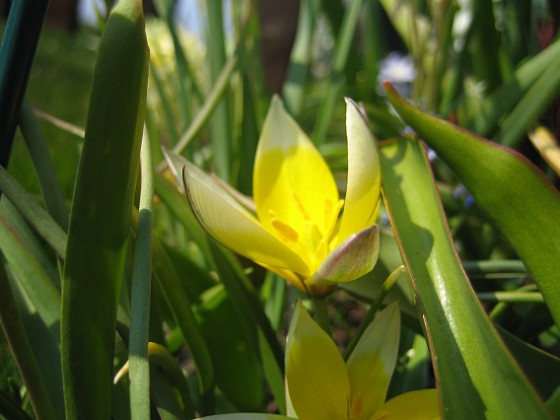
(282, 0), (322, 117)
(311, 296), (331, 335)
(61, 0), (149, 418)
(129, 132), (154, 420)
(207, 0), (233, 181)
(169, 53), (239, 158)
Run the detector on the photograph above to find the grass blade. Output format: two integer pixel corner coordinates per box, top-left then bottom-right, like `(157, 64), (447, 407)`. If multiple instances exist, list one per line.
(129, 133), (155, 420)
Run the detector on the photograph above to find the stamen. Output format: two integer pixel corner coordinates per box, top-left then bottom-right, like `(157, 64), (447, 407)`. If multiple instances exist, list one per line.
(271, 218), (299, 242)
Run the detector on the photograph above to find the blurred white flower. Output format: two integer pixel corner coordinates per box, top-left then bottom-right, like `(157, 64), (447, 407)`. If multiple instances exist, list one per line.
(378, 52), (416, 84)
(378, 52), (416, 98)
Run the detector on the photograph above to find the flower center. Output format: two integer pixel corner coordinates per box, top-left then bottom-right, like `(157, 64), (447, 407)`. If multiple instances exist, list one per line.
(268, 193), (343, 274)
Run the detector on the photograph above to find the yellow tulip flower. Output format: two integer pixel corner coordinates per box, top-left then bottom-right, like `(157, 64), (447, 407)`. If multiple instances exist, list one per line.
(182, 96), (381, 296)
(286, 301), (440, 420)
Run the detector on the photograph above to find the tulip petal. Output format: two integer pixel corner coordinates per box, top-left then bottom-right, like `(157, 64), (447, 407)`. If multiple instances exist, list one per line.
(307, 225), (380, 286)
(337, 98), (381, 244)
(182, 161), (310, 275)
(286, 301), (350, 420)
(254, 96), (339, 247)
(347, 303), (400, 419)
(375, 389), (441, 419)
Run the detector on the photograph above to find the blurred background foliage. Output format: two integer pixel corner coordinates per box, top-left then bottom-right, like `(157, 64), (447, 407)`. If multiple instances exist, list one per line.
(1, 0), (560, 418)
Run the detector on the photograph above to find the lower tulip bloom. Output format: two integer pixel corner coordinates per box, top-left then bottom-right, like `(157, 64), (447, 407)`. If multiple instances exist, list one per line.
(182, 96), (381, 296)
(285, 301), (440, 420)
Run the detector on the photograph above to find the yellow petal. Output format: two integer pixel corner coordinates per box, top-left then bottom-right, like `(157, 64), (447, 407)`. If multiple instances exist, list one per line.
(307, 225), (380, 286)
(254, 96), (339, 247)
(286, 301), (350, 420)
(347, 303), (400, 419)
(337, 98), (381, 244)
(182, 161), (309, 275)
(374, 389), (440, 420)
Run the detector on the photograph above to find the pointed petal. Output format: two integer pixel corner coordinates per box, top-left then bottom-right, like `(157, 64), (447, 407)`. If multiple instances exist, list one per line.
(375, 389), (440, 419)
(286, 301), (350, 420)
(346, 303), (400, 419)
(182, 161), (310, 275)
(307, 225), (380, 286)
(337, 98), (381, 244)
(254, 96), (339, 241)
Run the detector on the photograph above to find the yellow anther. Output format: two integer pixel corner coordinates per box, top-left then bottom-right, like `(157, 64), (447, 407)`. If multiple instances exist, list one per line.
(271, 218), (299, 242)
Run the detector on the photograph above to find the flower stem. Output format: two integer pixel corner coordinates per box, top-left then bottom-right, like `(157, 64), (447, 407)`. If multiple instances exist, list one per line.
(312, 296), (331, 335)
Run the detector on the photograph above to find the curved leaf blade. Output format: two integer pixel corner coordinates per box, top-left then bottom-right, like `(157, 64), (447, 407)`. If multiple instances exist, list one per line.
(380, 136), (549, 419)
(385, 82), (560, 332)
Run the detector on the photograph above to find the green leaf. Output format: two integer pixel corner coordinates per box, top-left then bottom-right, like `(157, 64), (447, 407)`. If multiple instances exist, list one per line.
(467, 38), (560, 138)
(0, 264), (58, 420)
(60, 0), (149, 418)
(380, 135), (550, 418)
(128, 135), (155, 420)
(196, 284), (263, 412)
(0, 200), (61, 332)
(152, 235), (215, 411)
(385, 82), (560, 333)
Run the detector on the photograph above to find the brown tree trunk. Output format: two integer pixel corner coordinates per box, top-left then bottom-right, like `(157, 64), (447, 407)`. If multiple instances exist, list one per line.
(257, 0), (299, 94)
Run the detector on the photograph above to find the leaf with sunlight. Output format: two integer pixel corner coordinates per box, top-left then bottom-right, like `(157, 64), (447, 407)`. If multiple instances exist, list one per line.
(384, 82), (560, 332)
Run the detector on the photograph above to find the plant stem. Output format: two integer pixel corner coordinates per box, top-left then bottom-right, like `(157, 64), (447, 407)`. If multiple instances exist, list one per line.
(312, 296), (331, 334)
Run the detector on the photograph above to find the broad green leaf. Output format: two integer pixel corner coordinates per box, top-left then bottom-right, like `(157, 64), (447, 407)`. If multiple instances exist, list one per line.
(196, 284), (263, 412)
(385, 82), (560, 333)
(209, 245), (285, 412)
(380, 136), (549, 418)
(61, 0), (149, 417)
(498, 327), (560, 400)
(152, 235), (214, 409)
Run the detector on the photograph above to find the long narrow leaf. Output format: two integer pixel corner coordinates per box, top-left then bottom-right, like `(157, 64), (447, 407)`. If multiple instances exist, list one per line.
(129, 133), (155, 420)
(19, 99), (69, 230)
(385, 82), (560, 333)
(61, 0), (149, 417)
(0, 165), (66, 259)
(380, 136), (549, 418)
(0, 0), (48, 166)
